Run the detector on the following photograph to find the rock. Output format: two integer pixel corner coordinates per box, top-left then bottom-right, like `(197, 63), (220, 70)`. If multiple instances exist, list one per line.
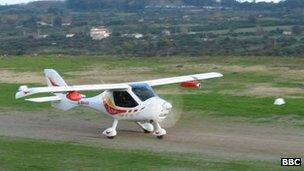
(274, 98), (285, 106)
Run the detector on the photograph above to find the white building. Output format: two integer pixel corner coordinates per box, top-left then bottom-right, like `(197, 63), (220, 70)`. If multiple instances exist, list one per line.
(133, 33), (143, 39)
(162, 29), (171, 36)
(36, 34), (48, 39)
(283, 31), (292, 36)
(37, 21), (52, 26)
(90, 27), (111, 40)
(62, 23), (71, 26)
(66, 34), (75, 38)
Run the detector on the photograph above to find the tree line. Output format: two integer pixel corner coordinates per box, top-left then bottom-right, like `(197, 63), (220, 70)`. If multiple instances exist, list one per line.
(1, 0), (304, 12)
(65, 0), (304, 11)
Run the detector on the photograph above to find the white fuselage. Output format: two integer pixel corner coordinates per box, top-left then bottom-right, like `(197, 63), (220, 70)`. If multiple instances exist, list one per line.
(75, 90), (171, 122)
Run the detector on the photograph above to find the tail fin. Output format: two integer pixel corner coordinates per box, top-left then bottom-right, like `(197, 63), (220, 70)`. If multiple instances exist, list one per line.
(44, 69), (78, 111)
(44, 69), (67, 87)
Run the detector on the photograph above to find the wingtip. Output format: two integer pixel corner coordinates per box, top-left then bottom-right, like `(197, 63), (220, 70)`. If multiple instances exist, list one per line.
(15, 91), (23, 99)
(16, 85), (30, 99)
(211, 72), (223, 77)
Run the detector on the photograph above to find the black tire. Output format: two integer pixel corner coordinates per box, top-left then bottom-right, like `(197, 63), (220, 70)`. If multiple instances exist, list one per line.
(157, 135), (164, 139)
(143, 129), (151, 133)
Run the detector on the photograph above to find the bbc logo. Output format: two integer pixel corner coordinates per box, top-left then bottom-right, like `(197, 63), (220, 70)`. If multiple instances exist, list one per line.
(281, 158), (301, 166)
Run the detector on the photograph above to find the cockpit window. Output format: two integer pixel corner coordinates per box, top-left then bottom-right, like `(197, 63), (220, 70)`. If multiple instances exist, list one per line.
(113, 91), (138, 108)
(131, 83), (156, 101)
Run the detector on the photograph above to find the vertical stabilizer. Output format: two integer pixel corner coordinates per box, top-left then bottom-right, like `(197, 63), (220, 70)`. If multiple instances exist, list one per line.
(44, 69), (67, 87)
(43, 69), (78, 111)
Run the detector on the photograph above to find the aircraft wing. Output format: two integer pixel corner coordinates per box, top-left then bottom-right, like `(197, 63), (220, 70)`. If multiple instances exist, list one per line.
(16, 84), (130, 99)
(140, 72), (223, 87)
(16, 72), (222, 99)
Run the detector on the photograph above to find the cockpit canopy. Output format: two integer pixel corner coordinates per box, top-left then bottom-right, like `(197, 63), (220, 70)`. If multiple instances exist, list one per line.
(111, 83), (156, 108)
(130, 83), (156, 101)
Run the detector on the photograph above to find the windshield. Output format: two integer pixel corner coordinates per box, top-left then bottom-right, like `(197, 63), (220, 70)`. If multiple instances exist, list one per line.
(131, 83), (156, 101)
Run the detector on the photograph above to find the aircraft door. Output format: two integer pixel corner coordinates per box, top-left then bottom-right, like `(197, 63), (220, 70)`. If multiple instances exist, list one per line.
(112, 91), (138, 108)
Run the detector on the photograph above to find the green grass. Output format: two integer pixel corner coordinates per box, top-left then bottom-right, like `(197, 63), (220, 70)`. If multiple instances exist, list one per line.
(4, 80), (304, 118)
(1, 55), (303, 116)
(182, 93), (304, 117)
(0, 137), (287, 171)
(0, 83), (49, 110)
(0, 56), (304, 170)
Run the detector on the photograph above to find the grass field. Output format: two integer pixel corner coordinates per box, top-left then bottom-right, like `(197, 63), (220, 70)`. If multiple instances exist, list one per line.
(0, 137), (288, 171)
(0, 55), (303, 170)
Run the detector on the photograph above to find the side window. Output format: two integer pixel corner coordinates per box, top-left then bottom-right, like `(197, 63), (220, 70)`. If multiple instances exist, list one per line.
(113, 91), (138, 108)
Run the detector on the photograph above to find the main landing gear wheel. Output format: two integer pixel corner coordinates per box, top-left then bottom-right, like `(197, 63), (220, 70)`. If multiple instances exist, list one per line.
(143, 129), (151, 133)
(102, 119), (118, 139)
(136, 122), (154, 133)
(156, 135), (164, 139)
(102, 128), (117, 139)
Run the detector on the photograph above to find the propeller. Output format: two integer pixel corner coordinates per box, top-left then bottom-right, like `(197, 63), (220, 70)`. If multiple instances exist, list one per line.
(158, 86), (184, 128)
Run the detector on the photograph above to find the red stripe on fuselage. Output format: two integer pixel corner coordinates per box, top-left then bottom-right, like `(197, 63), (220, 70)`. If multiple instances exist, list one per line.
(103, 100), (127, 115)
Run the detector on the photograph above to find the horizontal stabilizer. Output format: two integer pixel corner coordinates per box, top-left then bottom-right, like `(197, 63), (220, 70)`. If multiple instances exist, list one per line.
(16, 84), (130, 99)
(25, 96), (61, 103)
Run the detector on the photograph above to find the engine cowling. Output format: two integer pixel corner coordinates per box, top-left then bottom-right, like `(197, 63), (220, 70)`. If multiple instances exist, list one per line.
(180, 80), (201, 89)
(66, 91), (83, 101)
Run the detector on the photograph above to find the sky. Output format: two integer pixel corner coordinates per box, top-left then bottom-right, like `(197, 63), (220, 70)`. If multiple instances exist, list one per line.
(0, 0), (282, 5)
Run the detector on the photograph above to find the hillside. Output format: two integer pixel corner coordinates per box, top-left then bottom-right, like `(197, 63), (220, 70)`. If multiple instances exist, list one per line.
(0, 0), (304, 56)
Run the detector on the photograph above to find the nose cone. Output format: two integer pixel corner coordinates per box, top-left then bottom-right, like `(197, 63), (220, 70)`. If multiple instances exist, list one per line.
(146, 97), (172, 122)
(158, 101), (172, 121)
(163, 102), (172, 110)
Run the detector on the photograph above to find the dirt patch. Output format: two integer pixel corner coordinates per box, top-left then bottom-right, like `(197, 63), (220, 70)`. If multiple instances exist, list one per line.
(174, 63), (304, 81)
(225, 83), (304, 98)
(172, 64), (270, 73)
(0, 109), (303, 162)
(0, 70), (44, 84)
(220, 65), (270, 73)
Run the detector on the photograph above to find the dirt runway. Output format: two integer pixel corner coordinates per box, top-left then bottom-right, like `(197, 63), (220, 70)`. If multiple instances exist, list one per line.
(0, 108), (303, 162)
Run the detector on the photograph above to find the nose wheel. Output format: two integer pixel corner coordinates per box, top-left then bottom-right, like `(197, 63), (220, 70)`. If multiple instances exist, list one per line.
(156, 135), (164, 139)
(136, 121), (166, 139)
(136, 122), (154, 133)
(152, 121), (166, 139)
